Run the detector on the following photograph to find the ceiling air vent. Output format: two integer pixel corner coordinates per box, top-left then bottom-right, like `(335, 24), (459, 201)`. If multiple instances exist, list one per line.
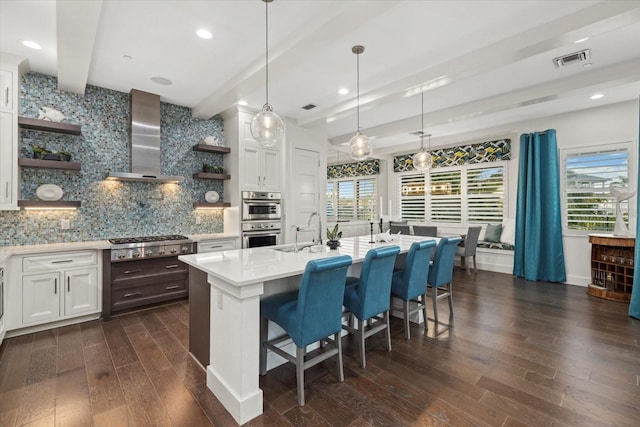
(553, 49), (590, 68)
(302, 103), (317, 110)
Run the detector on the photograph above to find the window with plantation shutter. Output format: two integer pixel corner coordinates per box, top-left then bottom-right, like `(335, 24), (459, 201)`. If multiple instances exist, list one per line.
(327, 177), (377, 221)
(430, 170), (462, 223)
(357, 179), (377, 220)
(399, 174), (426, 220)
(563, 146), (630, 231)
(467, 166), (504, 223)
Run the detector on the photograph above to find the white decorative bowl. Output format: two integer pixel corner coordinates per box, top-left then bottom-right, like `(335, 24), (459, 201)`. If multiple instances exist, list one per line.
(205, 191), (220, 203)
(36, 184), (64, 201)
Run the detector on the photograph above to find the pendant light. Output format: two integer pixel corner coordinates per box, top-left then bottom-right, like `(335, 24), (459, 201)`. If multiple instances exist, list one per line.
(349, 45), (372, 161)
(250, 0), (284, 147)
(412, 90), (432, 171)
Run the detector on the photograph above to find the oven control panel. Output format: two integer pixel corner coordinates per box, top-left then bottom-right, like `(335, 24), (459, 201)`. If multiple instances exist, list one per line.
(242, 221), (281, 231)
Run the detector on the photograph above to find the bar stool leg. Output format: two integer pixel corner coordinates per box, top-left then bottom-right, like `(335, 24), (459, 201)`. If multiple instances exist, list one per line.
(296, 346), (306, 406)
(358, 318), (366, 368)
(432, 288), (439, 324)
(385, 311), (392, 352)
(335, 332), (344, 382)
(403, 300), (410, 339)
(421, 292), (428, 333)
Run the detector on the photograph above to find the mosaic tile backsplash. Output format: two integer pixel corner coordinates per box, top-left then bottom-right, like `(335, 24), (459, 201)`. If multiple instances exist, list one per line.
(0, 73), (227, 246)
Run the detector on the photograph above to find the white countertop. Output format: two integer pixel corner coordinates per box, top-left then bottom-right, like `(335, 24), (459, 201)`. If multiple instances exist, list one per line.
(0, 233), (238, 264)
(179, 235), (440, 287)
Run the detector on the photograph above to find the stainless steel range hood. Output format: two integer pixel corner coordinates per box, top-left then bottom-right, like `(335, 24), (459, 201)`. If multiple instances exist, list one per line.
(106, 89), (184, 184)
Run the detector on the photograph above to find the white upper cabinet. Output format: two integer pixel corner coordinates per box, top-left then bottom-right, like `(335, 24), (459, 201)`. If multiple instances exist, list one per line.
(0, 58), (19, 211)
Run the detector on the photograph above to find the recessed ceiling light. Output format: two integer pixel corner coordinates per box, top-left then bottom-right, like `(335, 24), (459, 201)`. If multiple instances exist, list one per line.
(196, 29), (213, 39)
(574, 37), (589, 44)
(150, 76), (172, 86)
(590, 93), (604, 100)
(20, 40), (42, 50)
(238, 100), (248, 106)
(338, 88), (349, 95)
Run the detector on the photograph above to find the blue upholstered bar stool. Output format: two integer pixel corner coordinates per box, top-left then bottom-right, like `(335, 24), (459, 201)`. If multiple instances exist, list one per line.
(390, 240), (437, 339)
(342, 245), (400, 368)
(260, 255), (352, 406)
(428, 236), (462, 324)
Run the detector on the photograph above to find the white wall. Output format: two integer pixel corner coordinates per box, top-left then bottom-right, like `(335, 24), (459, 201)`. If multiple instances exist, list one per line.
(386, 100), (639, 285)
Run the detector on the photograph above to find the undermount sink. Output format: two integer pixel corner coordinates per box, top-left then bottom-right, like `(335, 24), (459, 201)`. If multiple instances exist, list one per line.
(274, 243), (321, 253)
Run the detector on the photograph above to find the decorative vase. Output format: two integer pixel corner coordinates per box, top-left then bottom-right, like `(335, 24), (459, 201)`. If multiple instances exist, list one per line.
(327, 240), (340, 250)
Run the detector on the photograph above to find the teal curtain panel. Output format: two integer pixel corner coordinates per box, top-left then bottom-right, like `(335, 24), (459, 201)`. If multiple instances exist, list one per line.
(514, 130), (566, 282)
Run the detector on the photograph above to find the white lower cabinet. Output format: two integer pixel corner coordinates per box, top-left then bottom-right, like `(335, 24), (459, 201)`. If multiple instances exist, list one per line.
(9, 250), (101, 331)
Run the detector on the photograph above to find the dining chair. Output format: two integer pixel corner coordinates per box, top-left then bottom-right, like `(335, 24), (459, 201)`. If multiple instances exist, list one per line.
(428, 236), (462, 324)
(260, 255), (352, 406)
(456, 226), (481, 275)
(390, 240), (437, 339)
(412, 225), (438, 237)
(389, 222), (411, 235)
(343, 245), (400, 368)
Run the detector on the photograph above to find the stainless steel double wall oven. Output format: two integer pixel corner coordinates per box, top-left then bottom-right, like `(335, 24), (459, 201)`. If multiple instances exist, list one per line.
(241, 191), (282, 248)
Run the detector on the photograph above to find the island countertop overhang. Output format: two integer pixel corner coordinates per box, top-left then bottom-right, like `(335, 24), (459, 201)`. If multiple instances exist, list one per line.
(179, 235), (440, 287)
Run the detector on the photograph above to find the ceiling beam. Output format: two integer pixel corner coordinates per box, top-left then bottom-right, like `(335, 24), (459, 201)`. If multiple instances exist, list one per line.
(191, 0), (399, 119)
(56, 0), (103, 95)
(329, 58), (640, 146)
(298, 1), (640, 128)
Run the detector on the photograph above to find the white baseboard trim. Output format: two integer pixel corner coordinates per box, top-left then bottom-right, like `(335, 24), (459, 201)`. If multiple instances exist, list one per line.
(207, 366), (263, 425)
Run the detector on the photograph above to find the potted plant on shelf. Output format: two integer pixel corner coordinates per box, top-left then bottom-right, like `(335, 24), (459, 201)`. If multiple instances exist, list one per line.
(57, 151), (72, 162)
(203, 163), (215, 173)
(326, 224), (342, 250)
(31, 145), (57, 160)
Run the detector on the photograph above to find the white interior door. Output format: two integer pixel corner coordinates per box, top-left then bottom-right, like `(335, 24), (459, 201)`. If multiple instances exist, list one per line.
(291, 148), (321, 241)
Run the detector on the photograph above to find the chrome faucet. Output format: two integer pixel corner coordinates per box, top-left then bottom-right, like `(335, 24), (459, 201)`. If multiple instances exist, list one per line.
(291, 225), (301, 252)
(307, 212), (322, 245)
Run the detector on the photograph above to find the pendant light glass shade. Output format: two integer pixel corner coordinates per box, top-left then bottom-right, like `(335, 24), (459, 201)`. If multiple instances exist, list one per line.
(412, 90), (432, 171)
(349, 45), (372, 161)
(251, 0), (284, 147)
(349, 132), (372, 161)
(412, 142), (432, 171)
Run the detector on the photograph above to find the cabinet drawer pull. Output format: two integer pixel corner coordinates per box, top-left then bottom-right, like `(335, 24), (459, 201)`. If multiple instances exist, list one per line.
(54, 278), (57, 294)
(165, 264), (179, 269)
(123, 269), (142, 275)
(206, 245), (223, 249)
(5, 181), (8, 198)
(67, 276), (70, 292)
(123, 292), (142, 298)
(52, 259), (73, 264)
(5, 87), (8, 106)
(165, 285), (180, 290)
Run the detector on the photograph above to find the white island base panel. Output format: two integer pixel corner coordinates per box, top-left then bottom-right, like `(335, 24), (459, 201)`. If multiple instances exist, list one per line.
(207, 274), (265, 425)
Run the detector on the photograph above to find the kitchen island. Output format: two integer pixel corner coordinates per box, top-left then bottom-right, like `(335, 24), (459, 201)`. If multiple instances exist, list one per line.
(179, 234), (438, 424)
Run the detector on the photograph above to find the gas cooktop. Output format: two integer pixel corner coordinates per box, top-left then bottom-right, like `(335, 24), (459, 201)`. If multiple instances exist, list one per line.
(108, 235), (190, 245)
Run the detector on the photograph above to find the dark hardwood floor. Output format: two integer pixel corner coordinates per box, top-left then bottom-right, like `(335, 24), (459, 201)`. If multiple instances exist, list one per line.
(1, 269), (639, 426)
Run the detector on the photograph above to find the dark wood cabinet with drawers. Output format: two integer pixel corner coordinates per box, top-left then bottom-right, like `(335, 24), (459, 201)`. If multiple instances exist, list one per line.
(102, 252), (189, 319)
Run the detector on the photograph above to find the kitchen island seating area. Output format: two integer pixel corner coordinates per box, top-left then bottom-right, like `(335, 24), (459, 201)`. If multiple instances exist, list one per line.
(391, 240), (437, 339)
(342, 245), (401, 368)
(428, 236), (463, 323)
(259, 255), (353, 406)
(179, 234), (459, 423)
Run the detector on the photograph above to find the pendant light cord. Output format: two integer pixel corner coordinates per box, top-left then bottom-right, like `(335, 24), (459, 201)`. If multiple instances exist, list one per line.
(356, 51), (360, 132)
(420, 90), (424, 150)
(265, 0), (269, 106)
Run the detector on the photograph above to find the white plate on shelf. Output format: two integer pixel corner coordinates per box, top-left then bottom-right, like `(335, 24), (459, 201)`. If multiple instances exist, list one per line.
(205, 191), (220, 203)
(36, 184), (64, 201)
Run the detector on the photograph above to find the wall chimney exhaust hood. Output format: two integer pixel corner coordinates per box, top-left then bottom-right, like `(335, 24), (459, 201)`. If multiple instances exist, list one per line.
(106, 89), (184, 184)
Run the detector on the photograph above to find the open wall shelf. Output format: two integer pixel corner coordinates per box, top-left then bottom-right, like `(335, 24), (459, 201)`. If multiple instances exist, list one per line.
(192, 144), (230, 154)
(193, 172), (231, 180)
(19, 158), (82, 171)
(18, 200), (81, 209)
(18, 117), (82, 135)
